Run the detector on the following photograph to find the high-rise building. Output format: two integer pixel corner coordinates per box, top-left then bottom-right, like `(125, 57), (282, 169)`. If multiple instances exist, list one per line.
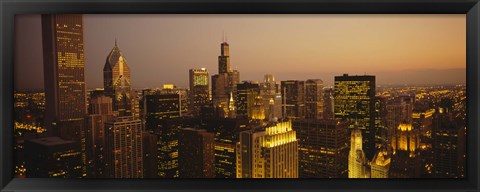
(145, 93), (181, 123)
(386, 95), (414, 150)
(281, 80), (305, 119)
(25, 137), (83, 178)
(293, 120), (349, 178)
(348, 128), (370, 178)
(212, 36), (240, 118)
(323, 87), (335, 120)
(260, 74), (282, 120)
(305, 79), (324, 120)
(103, 40), (134, 117)
(236, 119), (298, 178)
(199, 118), (249, 178)
(334, 74), (376, 160)
(104, 116), (143, 178)
(370, 148), (391, 178)
(144, 91), (192, 178)
(142, 131), (158, 178)
(189, 68), (210, 116)
(432, 99), (465, 178)
(389, 123), (421, 178)
(374, 96), (389, 149)
(236, 81), (264, 120)
(85, 93), (114, 178)
(42, 14), (86, 141)
(178, 128), (215, 178)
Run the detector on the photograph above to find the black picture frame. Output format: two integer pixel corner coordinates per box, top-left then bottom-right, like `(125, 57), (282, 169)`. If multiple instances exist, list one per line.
(1, 0), (479, 191)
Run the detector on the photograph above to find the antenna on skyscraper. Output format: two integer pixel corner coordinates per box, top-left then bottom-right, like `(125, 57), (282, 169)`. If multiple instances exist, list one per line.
(115, 38), (118, 46)
(222, 31), (226, 43)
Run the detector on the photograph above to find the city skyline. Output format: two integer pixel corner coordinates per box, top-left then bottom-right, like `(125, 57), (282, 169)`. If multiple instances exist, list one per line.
(15, 14), (465, 90)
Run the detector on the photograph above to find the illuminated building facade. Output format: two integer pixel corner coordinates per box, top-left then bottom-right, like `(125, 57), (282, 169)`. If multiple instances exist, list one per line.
(25, 137), (83, 178)
(236, 81), (264, 120)
(260, 74), (282, 120)
(189, 68), (210, 116)
(85, 94), (114, 178)
(293, 120), (349, 178)
(42, 14), (86, 141)
(371, 148), (391, 178)
(305, 79), (324, 120)
(281, 80), (305, 119)
(199, 118), (249, 178)
(104, 116), (143, 178)
(145, 93), (181, 123)
(103, 40), (134, 117)
(178, 128), (215, 178)
(212, 37), (240, 118)
(348, 128), (370, 178)
(236, 119), (298, 178)
(334, 74), (375, 160)
(389, 123), (421, 178)
(386, 95), (414, 149)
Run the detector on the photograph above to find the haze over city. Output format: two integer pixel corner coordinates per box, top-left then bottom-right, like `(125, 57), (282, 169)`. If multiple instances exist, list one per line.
(15, 14), (466, 90)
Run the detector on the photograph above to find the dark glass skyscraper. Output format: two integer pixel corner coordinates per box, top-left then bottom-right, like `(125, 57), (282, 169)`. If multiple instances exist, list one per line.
(178, 128), (215, 178)
(334, 74), (376, 160)
(305, 79), (324, 120)
(281, 80), (305, 119)
(42, 14), (86, 140)
(103, 41), (133, 117)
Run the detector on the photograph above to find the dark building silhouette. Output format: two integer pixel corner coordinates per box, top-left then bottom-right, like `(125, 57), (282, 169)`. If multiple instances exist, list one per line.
(85, 93), (114, 178)
(334, 74), (376, 160)
(142, 131), (159, 178)
(432, 99), (465, 178)
(212, 36), (240, 118)
(305, 79), (324, 120)
(42, 14), (86, 141)
(178, 128), (215, 178)
(236, 81), (264, 120)
(25, 137), (83, 178)
(281, 80), (305, 119)
(293, 120), (349, 178)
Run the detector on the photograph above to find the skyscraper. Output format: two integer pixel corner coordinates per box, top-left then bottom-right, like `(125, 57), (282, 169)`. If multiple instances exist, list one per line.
(189, 68), (210, 116)
(103, 40), (133, 117)
(42, 14), (86, 140)
(305, 79), (324, 120)
(236, 119), (298, 178)
(389, 123), (421, 178)
(370, 148), (391, 178)
(281, 80), (305, 119)
(236, 81), (264, 120)
(432, 99), (465, 178)
(142, 131), (158, 178)
(212, 36), (240, 118)
(25, 137), (84, 178)
(104, 116), (143, 178)
(293, 119), (349, 178)
(85, 93), (114, 178)
(348, 128), (370, 178)
(334, 74), (376, 160)
(178, 128), (215, 178)
(260, 74), (282, 120)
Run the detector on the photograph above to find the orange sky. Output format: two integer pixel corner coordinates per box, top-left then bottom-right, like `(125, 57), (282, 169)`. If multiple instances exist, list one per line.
(15, 14), (466, 89)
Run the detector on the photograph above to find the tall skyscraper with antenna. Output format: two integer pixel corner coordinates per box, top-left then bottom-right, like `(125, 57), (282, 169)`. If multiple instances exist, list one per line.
(212, 33), (240, 118)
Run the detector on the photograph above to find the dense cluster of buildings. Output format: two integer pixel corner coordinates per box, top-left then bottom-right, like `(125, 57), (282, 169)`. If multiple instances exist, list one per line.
(14, 14), (466, 179)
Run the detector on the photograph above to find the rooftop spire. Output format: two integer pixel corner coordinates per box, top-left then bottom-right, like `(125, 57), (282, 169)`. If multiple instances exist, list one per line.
(115, 38), (118, 47)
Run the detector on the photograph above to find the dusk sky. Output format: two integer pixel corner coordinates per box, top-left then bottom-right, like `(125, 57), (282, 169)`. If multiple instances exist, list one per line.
(14, 14), (466, 90)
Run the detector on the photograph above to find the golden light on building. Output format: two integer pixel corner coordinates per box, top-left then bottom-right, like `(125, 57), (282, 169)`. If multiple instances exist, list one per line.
(392, 123), (419, 155)
(236, 119), (298, 178)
